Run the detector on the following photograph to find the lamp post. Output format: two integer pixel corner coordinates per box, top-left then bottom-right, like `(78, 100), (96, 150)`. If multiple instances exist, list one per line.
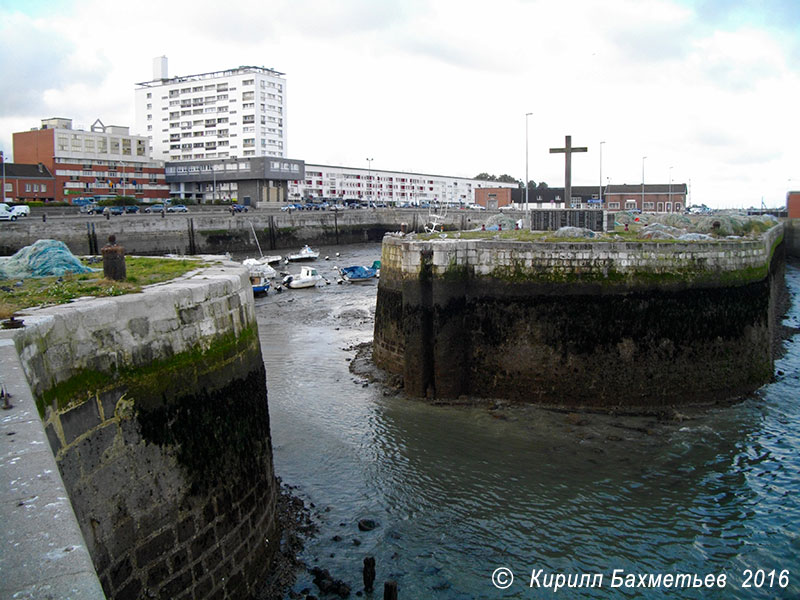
(118, 161), (127, 198)
(525, 112), (532, 213)
(1, 151), (6, 203)
(599, 141), (605, 207)
(641, 156), (647, 212)
(366, 158), (373, 204)
(668, 166), (673, 213)
(212, 161), (216, 204)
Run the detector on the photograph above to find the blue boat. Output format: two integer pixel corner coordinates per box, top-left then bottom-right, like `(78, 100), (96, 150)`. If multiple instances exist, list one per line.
(338, 261), (379, 282)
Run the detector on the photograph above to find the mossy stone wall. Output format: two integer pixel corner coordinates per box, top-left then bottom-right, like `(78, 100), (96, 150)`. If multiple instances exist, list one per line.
(374, 226), (785, 408)
(14, 262), (278, 599)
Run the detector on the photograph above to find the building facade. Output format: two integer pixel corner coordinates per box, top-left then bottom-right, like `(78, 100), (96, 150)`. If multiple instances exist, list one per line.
(135, 57), (287, 163)
(12, 118), (169, 204)
(603, 183), (688, 213)
(788, 191), (800, 219)
(288, 164), (516, 206)
(165, 157), (304, 206)
(1, 160), (55, 203)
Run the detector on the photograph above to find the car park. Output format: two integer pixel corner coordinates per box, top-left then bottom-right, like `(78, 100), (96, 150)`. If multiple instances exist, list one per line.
(167, 204), (188, 213)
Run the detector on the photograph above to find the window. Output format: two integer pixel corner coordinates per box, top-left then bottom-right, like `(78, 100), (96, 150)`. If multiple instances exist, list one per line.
(609, 202), (620, 209)
(25, 184), (31, 192)
(41, 184), (47, 193)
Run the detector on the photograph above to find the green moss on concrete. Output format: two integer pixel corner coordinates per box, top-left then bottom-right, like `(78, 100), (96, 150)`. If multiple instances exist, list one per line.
(36, 325), (258, 418)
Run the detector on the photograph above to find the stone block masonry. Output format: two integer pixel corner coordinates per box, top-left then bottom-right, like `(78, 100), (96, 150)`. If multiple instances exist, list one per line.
(3, 258), (279, 600)
(374, 225), (785, 408)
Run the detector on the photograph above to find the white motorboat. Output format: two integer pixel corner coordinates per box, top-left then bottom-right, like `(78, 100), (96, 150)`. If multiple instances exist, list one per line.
(286, 245), (320, 261)
(282, 265), (323, 289)
(242, 258), (276, 295)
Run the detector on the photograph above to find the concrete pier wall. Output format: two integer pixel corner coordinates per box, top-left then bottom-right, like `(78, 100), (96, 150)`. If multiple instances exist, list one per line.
(0, 209), (487, 256)
(374, 225), (784, 409)
(2, 260), (278, 599)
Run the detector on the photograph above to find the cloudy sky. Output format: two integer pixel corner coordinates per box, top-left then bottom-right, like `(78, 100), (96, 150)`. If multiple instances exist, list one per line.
(1, 0), (798, 208)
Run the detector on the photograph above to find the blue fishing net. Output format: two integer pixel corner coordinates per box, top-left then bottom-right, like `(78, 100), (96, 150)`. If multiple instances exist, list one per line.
(0, 239), (95, 280)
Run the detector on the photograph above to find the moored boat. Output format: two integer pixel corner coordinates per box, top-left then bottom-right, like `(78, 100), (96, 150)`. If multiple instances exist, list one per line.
(243, 258), (275, 295)
(338, 264), (378, 282)
(287, 245), (320, 261)
(282, 265), (323, 289)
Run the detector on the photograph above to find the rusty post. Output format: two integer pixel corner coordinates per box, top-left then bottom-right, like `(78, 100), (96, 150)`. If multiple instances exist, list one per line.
(102, 235), (126, 281)
(384, 580), (398, 600)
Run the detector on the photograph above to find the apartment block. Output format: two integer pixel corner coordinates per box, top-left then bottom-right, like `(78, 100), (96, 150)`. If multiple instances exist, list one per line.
(289, 164), (516, 206)
(135, 57), (287, 162)
(13, 118), (169, 204)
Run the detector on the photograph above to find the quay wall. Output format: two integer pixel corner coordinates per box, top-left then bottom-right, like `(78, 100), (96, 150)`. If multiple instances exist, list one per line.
(0, 209), (486, 256)
(4, 260), (278, 599)
(374, 225), (785, 408)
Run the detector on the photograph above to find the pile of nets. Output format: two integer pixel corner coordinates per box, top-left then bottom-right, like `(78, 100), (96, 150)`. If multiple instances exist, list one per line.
(551, 226), (598, 239)
(0, 239), (95, 280)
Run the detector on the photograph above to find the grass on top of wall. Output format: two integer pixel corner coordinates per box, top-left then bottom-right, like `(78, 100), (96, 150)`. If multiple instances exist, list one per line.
(0, 257), (206, 319)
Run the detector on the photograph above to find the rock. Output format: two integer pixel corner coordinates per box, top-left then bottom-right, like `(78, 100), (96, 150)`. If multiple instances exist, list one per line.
(358, 518), (379, 531)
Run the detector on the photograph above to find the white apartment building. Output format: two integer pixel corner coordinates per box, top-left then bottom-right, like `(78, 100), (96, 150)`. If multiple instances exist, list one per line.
(134, 57), (287, 163)
(289, 164), (517, 206)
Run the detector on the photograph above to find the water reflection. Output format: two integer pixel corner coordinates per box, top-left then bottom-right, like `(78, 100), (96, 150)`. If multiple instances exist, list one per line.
(258, 247), (800, 599)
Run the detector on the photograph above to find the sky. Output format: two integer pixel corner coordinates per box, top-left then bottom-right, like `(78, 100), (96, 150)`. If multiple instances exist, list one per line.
(1, 0), (799, 208)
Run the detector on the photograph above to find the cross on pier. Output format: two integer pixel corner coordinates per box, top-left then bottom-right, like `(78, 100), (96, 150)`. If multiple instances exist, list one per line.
(549, 135), (588, 207)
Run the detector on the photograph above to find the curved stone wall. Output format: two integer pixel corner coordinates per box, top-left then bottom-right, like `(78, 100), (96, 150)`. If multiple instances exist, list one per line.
(374, 226), (785, 409)
(12, 259), (278, 599)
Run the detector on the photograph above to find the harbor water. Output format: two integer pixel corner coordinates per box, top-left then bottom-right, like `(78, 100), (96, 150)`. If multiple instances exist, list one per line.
(255, 243), (800, 599)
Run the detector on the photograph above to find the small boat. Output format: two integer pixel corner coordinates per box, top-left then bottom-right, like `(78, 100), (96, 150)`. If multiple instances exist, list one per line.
(338, 263), (378, 282)
(282, 265), (323, 289)
(243, 258), (275, 295)
(287, 245), (320, 261)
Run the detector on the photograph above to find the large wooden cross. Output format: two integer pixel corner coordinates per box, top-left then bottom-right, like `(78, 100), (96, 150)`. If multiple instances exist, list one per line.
(549, 135), (588, 207)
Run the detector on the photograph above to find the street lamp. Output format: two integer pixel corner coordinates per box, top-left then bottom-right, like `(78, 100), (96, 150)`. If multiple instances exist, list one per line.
(525, 112), (532, 213)
(366, 158), (373, 204)
(599, 141), (606, 207)
(641, 156), (647, 212)
(1, 151), (6, 203)
(118, 161), (127, 198)
(668, 166), (674, 213)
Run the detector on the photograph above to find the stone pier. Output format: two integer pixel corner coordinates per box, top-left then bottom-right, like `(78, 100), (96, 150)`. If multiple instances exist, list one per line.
(374, 225), (785, 409)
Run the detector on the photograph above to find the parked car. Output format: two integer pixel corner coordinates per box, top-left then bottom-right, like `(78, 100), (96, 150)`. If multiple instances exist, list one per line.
(85, 204), (103, 215)
(231, 204), (248, 213)
(124, 205), (140, 214)
(167, 204), (188, 213)
(280, 203), (305, 212)
(11, 205), (30, 217)
(144, 204), (167, 213)
(0, 205), (18, 221)
(469, 204), (486, 210)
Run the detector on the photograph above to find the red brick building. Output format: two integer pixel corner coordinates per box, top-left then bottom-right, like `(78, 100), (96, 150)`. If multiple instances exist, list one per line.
(603, 183), (688, 213)
(788, 191), (800, 219)
(475, 187), (514, 209)
(13, 117), (169, 204)
(1, 160), (55, 203)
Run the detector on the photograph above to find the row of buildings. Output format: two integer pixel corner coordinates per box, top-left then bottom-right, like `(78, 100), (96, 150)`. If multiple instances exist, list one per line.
(3, 56), (692, 212)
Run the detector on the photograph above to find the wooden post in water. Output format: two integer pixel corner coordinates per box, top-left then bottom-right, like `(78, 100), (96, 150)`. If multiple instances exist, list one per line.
(363, 556), (376, 593)
(384, 580), (398, 600)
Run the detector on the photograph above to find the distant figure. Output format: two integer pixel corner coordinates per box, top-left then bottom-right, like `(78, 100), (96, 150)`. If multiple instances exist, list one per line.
(624, 223), (629, 232)
(481, 224), (486, 231)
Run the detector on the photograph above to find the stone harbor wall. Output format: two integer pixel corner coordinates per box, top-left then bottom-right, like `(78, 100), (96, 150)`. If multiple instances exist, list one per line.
(9, 259), (278, 600)
(374, 225), (785, 408)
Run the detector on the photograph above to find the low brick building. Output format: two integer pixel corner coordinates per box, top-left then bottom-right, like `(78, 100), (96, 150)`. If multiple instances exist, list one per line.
(2, 161), (55, 203)
(474, 187), (514, 209)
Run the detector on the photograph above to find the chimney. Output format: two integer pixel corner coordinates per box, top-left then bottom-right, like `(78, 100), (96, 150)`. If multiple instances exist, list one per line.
(153, 56), (168, 81)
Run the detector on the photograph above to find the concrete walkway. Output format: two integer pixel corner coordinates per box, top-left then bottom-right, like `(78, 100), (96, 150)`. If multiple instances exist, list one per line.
(0, 332), (105, 599)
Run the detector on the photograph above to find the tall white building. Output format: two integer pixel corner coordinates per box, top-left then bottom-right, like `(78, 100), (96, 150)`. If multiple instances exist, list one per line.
(134, 57), (287, 163)
(289, 164), (517, 206)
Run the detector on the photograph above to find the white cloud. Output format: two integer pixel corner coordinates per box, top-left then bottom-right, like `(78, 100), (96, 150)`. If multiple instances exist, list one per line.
(0, 0), (798, 208)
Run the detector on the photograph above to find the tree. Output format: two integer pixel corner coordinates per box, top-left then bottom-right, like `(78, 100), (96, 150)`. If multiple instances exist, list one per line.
(474, 173), (496, 181)
(537, 181), (549, 189)
(496, 174), (517, 183)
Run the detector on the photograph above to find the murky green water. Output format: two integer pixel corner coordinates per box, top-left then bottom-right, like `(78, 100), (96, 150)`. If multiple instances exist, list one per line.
(256, 244), (800, 599)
